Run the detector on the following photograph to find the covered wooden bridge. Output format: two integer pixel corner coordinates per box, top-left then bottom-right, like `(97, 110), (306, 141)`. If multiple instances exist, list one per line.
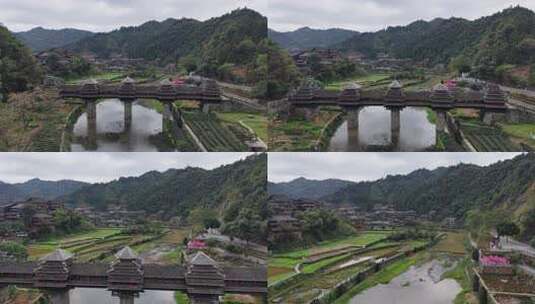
(0, 247), (267, 304)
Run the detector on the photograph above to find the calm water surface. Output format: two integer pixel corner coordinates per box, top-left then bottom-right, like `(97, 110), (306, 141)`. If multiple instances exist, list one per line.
(328, 107), (436, 151)
(70, 288), (176, 304)
(349, 259), (461, 304)
(70, 99), (169, 152)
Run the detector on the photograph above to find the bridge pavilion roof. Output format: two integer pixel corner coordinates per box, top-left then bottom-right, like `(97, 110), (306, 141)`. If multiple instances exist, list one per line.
(40, 249), (73, 262)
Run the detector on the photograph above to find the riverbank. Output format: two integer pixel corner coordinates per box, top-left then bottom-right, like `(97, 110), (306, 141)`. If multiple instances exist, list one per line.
(0, 88), (75, 151)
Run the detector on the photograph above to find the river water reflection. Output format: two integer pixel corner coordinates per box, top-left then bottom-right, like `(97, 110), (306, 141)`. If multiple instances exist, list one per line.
(328, 107), (436, 151)
(70, 288), (176, 304)
(70, 99), (171, 152)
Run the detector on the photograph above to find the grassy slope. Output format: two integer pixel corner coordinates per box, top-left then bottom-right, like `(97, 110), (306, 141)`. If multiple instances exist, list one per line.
(269, 232), (391, 285)
(216, 112), (268, 142)
(0, 89), (75, 152)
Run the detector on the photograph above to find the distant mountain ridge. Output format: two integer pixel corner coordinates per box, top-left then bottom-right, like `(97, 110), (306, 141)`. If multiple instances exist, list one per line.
(267, 154), (534, 240)
(269, 27), (358, 49)
(0, 178), (89, 203)
(336, 6), (535, 66)
(15, 27), (94, 52)
(61, 154), (267, 222)
(64, 8), (267, 65)
(321, 154), (534, 221)
(268, 177), (355, 200)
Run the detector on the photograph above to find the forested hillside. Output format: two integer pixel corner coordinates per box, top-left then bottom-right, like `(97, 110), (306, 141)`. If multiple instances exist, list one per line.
(66, 8), (267, 65)
(15, 27), (94, 52)
(322, 154), (535, 221)
(269, 27), (358, 49)
(337, 6), (535, 81)
(0, 25), (42, 101)
(62, 154), (267, 224)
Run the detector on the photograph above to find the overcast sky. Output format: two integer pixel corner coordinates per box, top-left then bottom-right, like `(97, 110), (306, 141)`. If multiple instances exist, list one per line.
(0, 153), (253, 183)
(268, 0), (535, 32)
(269, 153), (522, 183)
(0, 0), (268, 32)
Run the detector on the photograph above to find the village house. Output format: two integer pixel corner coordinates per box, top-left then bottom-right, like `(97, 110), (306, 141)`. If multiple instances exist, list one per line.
(268, 196), (323, 242)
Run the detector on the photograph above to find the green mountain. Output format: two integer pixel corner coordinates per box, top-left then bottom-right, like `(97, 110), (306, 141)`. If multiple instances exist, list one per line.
(0, 24), (42, 100)
(62, 154), (267, 222)
(65, 8), (267, 65)
(0, 181), (24, 204)
(15, 27), (94, 52)
(268, 177), (354, 200)
(269, 27), (358, 49)
(0, 179), (88, 203)
(322, 154), (535, 222)
(337, 6), (535, 68)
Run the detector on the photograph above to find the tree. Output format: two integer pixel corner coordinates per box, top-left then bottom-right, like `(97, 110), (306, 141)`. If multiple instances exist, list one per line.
(203, 218), (221, 229)
(188, 208), (219, 232)
(0, 241), (28, 261)
(529, 64), (535, 87)
(449, 54), (472, 74)
(496, 222), (520, 241)
(179, 55), (198, 73)
(223, 208), (263, 244)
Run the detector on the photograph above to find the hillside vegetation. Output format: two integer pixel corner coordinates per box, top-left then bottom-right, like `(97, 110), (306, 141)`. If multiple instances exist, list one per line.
(337, 6), (535, 82)
(0, 25), (42, 101)
(62, 154), (267, 224)
(15, 27), (94, 52)
(323, 154), (534, 217)
(66, 8), (267, 66)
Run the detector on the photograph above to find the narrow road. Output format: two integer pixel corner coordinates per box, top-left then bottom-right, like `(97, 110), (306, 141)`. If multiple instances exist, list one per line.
(499, 237), (535, 258)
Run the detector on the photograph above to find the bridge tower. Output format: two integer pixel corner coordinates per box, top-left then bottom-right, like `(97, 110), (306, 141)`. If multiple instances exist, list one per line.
(186, 252), (225, 304)
(118, 77), (137, 132)
(481, 84), (507, 125)
(34, 249), (73, 304)
(201, 80), (222, 113)
(288, 82), (320, 120)
(338, 83), (363, 149)
(385, 81), (405, 151)
(430, 84), (454, 133)
(108, 247), (144, 304)
(80, 79), (100, 150)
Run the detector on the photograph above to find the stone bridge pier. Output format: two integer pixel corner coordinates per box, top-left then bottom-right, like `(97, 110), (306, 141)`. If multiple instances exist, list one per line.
(46, 289), (71, 304)
(481, 110), (506, 126)
(346, 107), (361, 151)
(122, 99), (133, 132)
(390, 108), (401, 151)
(112, 291), (138, 304)
(85, 99), (98, 150)
(435, 110), (448, 133)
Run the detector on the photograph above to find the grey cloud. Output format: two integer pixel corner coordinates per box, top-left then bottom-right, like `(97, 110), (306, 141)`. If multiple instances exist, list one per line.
(268, 152), (522, 183)
(0, 152), (253, 183)
(1, 0), (267, 32)
(267, 0), (535, 31)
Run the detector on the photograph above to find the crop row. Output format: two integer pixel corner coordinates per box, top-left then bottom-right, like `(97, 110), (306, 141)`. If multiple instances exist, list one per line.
(184, 112), (246, 151)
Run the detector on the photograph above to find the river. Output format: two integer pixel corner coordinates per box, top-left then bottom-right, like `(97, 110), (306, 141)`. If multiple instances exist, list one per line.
(348, 259), (461, 304)
(70, 288), (177, 304)
(70, 99), (174, 152)
(328, 107), (436, 151)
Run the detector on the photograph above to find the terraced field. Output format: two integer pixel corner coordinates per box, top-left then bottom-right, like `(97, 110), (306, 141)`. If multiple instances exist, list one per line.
(26, 228), (175, 263)
(459, 121), (519, 152)
(183, 111), (247, 151)
(269, 232), (392, 286)
(269, 241), (407, 303)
